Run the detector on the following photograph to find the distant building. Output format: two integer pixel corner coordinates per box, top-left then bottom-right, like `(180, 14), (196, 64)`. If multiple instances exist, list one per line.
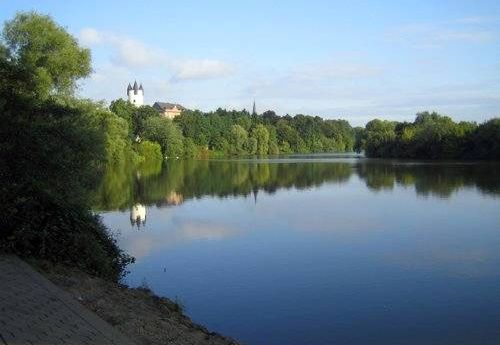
(127, 81), (144, 107)
(125, 82), (186, 117)
(153, 102), (185, 119)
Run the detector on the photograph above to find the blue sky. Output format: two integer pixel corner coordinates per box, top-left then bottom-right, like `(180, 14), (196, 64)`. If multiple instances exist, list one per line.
(1, 0), (500, 125)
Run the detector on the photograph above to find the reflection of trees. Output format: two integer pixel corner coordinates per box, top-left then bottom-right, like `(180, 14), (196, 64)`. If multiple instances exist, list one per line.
(93, 160), (353, 210)
(93, 159), (500, 211)
(356, 163), (395, 191)
(356, 161), (500, 198)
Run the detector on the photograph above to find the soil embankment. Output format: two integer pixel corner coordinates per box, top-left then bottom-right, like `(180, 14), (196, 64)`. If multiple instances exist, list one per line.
(36, 263), (242, 345)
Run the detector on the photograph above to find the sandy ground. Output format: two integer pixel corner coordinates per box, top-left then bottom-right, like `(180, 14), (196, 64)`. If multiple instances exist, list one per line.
(35, 263), (243, 345)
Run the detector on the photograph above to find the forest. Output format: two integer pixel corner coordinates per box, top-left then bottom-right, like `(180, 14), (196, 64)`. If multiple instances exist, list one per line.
(108, 99), (357, 159)
(358, 112), (500, 159)
(108, 101), (500, 162)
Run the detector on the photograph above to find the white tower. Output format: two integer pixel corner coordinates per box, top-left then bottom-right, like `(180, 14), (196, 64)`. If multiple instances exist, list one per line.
(127, 81), (144, 107)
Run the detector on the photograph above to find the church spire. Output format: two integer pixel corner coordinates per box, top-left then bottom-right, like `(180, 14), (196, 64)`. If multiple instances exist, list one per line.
(252, 99), (256, 115)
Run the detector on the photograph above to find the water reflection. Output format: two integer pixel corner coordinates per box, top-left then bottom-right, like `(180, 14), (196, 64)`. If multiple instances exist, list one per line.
(130, 204), (146, 228)
(93, 157), (500, 212)
(96, 156), (500, 345)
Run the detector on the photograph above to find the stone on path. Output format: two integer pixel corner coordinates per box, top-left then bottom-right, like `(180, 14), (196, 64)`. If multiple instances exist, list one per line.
(0, 255), (136, 345)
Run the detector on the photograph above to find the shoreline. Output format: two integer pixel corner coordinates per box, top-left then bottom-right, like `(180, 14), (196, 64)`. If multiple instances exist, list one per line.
(32, 260), (242, 345)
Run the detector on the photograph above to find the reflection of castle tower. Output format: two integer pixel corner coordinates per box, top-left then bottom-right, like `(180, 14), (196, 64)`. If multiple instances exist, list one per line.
(130, 204), (146, 228)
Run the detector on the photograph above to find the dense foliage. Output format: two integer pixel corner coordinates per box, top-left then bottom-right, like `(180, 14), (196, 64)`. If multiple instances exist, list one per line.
(107, 104), (357, 158)
(174, 109), (356, 156)
(357, 112), (500, 159)
(0, 12), (133, 280)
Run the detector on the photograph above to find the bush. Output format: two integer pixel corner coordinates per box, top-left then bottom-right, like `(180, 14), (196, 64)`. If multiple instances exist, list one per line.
(0, 190), (134, 281)
(137, 140), (163, 161)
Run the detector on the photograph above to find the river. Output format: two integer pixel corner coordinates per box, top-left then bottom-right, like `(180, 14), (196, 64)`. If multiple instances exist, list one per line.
(95, 155), (500, 345)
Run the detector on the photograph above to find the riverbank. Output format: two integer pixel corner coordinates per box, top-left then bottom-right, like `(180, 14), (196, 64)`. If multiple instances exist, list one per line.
(32, 260), (242, 345)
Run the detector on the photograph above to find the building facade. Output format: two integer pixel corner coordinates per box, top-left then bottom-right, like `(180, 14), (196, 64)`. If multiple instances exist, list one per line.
(153, 102), (185, 119)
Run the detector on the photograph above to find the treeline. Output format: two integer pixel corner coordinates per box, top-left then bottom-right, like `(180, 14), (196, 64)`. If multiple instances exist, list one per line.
(108, 101), (356, 158)
(175, 109), (355, 155)
(110, 105), (499, 161)
(0, 12), (133, 279)
(357, 112), (500, 159)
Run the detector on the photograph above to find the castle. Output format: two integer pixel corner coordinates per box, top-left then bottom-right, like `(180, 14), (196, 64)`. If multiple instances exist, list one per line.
(127, 81), (144, 106)
(127, 81), (185, 119)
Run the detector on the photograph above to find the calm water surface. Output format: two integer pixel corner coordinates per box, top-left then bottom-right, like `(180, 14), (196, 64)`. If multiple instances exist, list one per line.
(95, 155), (500, 345)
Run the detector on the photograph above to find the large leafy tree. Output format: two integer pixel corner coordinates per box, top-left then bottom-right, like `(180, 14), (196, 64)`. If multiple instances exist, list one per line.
(143, 117), (184, 157)
(2, 11), (91, 98)
(251, 124), (270, 155)
(229, 124), (248, 154)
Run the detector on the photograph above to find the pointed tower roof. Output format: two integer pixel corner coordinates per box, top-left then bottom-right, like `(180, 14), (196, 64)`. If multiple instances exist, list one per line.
(127, 83), (132, 92)
(139, 83), (144, 91)
(133, 81), (139, 91)
(252, 99), (256, 115)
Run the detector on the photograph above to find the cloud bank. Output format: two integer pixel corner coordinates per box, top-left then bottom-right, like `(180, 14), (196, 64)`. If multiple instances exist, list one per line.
(79, 28), (234, 82)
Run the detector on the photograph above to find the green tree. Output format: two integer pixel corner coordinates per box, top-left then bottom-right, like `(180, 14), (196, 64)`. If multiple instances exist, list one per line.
(184, 137), (198, 158)
(143, 117), (184, 157)
(137, 140), (163, 162)
(364, 119), (396, 157)
(244, 137), (258, 154)
(0, 12), (132, 280)
(109, 99), (135, 129)
(2, 11), (91, 98)
(133, 105), (159, 138)
(229, 124), (248, 154)
(251, 124), (270, 155)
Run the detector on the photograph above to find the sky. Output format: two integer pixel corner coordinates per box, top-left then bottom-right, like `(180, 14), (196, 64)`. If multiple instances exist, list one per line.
(1, 0), (500, 126)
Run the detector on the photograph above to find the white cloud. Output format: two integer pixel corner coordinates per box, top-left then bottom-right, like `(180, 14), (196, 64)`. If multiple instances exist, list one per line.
(293, 61), (382, 81)
(120, 216), (238, 258)
(171, 59), (235, 82)
(389, 19), (497, 47)
(79, 28), (163, 68)
(78, 28), (235, 81)
(453, 16), (500, 25)
(245, 59), (383, 101)
(79, 27), (102, 45)
(434, 29), (494, 43)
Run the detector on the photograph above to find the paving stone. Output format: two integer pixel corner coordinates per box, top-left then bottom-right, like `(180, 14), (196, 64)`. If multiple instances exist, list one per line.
(0, 255), (135, 345)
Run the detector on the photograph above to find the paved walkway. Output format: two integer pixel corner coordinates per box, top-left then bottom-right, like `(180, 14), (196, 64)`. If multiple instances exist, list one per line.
(0, 255), (135, 345)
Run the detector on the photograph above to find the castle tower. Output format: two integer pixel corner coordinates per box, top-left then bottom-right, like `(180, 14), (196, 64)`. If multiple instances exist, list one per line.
(127, 81), (144, 107)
